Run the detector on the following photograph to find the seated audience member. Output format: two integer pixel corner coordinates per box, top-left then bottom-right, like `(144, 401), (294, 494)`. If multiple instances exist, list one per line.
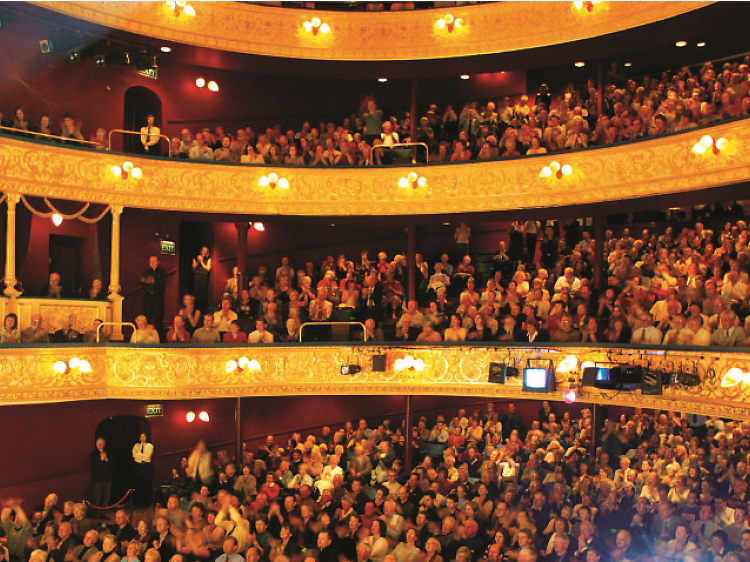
(22, 314), (50, 343)
(0, 313), (20, 343)
(39, 273), (67, 298)
(248, 318), (274, 343)
(89, 279), (106, 300)
(191, 314), (221, 344)
(214, 135), (239, 162)
(166, 316), (191, 344)
(711, 311), (747, 347)
(54, 315), (83, 342)
(223, 320), (248, 344)
(131, 315), (160, 344)
(213, 298), (238, 337)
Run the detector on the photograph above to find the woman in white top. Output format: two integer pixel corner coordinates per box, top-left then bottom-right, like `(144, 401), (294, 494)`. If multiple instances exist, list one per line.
(526, 136), (547, 155)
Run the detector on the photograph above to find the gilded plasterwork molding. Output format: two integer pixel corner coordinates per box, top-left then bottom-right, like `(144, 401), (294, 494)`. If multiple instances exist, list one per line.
(30, 1), (714, 61)
(1, 344), (749, 421)
(0, 120), (748, 216)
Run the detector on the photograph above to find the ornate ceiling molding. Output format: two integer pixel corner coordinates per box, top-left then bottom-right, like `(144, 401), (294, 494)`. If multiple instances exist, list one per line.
(30, 1), (714, 61)
(0, 344), (749, 421)
(0, 120), (747, 216)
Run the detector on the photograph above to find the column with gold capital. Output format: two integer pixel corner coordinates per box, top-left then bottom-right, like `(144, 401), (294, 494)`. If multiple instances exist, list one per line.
(108, 205), (124, 341)
(4, 194), (22, 300)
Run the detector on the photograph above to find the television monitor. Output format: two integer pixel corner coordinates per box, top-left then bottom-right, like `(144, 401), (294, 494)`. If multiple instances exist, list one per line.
(581, 366), (597, 387)
(620, 366), (642, 390)
(523, 367), (554, 393)
(595, 366), (616, 389)
(642, 369), (662, 395)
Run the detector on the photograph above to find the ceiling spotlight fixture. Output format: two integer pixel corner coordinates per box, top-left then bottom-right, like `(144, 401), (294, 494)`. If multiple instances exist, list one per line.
(624, 62), (632, 67)
(460, 74), (470, 80)
(378, 78), (388, 83)
(207, 80), (219, 92)
(160, 46), (172, 53)
(252, 222), (265, 232)
(52, 213), (63, 227)
(575, 61), (585, 68)
(195, 77), (205, 88)
(675, 40), (687, 47)
(697, 41), (706, 47)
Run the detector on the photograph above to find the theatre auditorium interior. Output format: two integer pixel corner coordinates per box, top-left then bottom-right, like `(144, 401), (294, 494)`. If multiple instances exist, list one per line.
(3, 4), (750, 562)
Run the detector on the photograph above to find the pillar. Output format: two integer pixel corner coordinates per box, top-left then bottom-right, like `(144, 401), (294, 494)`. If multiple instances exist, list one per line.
(410, 78), (418, 161)
(3, 194), (21, 299)
(235, 222), (249, 294)
(593, 215), (605, 292)
(108, 205), (124, 341)
(407, 224), (416, 303)
(235, 397), (242, 465)
(404, 395), (413, 474)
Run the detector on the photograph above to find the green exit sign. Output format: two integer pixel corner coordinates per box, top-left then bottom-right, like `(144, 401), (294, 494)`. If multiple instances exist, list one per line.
(145, 403), (163, 417)
(160, 240), (176, 256)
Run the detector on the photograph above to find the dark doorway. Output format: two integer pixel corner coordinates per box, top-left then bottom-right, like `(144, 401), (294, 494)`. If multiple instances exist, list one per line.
(95, 415), (151, 506)
(49, 234), (83, 298)
(123, 86), (162, 155)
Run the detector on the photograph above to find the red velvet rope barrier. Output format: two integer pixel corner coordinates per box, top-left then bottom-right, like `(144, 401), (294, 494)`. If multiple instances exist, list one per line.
(84, 489), (132, 510)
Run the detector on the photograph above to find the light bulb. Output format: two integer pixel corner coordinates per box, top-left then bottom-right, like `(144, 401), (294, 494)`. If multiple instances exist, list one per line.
(320, 23), (330, 34)
(199, 411), (209, 422)
(195, 77), (205, 88)
(303, 21), (312, 32)
(399, 177), (409, 189)
(574, 0), (584, 8)
(79, 360), (91, 373)
(693, 143), (706, 155)
(111, 165), (122, 177)
(53, 361), (68, 374)
(444, 14), (454, 24)
(238, 357), (250, 370)
(183, 4), (195, 16)
(454, 18), (463, 28)
(278, 178), (289, 189)
(715, 138), (728, 151)
(123, 161), (134, 173)
(550, 161), (561, 172)
(52, 213), (63, 227)
(394, 359), (404, 370)
(700, 135), (714, 148)
(417, 177), (427, 187)
(268, 173), (278, 183)
(186, 411), (196, 422)
(407, 172), (417, 183)
(259, 177), (270, 188)
(561, 164), (573, 176)
(460, 75), (470, 80)
(131, 167), (142, 179)
(581, 360), (595, 371)
(207, 81), (219, 92)
(166, 1), (176, 9)
(253, 222), (265, 231)
(226, 360), (238, 373)
(435, 19), (446, 29)
(248, 359), (261, 371)
(414, 359), (425, 372)
(540, 167), (552, 178)
(563, 390), (577, 404)
(311, 17), (321, 27)
(176, 0), (186, 7)
(69, 357), (81, 369)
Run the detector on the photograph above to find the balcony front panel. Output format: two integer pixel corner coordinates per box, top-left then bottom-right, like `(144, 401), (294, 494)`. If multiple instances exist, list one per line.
(0, 119), (748, 216)
(31, 1), (713, 61)
(1, 344), (749, 422)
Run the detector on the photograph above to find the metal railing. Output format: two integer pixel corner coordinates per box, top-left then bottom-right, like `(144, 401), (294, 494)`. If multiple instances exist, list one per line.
(108, 129), (170, 153)
(0, 125), (100, 146)
(97, 321), (136, 343)
(375, 141), (429, 163)
(299, 321), (366, 342)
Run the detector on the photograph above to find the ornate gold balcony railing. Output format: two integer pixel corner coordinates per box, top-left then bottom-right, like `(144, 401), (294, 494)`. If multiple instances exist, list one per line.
(2, 343), (750, 421)
(32, 1), (713, 61)
(0, 119), (748, 216)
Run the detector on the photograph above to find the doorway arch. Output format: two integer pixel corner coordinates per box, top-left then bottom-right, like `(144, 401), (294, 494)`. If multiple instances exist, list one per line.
(95, 415), (152, 505)
(123, 86), (162, 154)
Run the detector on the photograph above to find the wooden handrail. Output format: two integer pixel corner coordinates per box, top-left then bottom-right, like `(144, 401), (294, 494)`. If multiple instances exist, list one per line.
(0, 125), (99, 146)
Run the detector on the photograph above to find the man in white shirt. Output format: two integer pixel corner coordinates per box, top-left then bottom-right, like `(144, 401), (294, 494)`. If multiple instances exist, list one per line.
(631, 312), (663, 345)
(248, 319), (274, 343)
(132, 432), (154, 507)
(140, 114), (161, 156)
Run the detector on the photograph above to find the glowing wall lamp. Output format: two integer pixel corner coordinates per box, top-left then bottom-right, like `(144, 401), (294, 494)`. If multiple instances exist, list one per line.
(435, 13), (463, 32)
(207, 81), (219, 92)
(111, 161), (142, 181)
(720, 367), (750, 388)
(563, 389), (578, 403)
(52, 213), (63, 227)
(398, 172), (427, 189)
(166, 0), (195, 17)
(226, 357), (261, 374)
(186, 410), (209, 422)
(555, 354), (579, 375)
(196, 77), (205, 88)
(251, 222), (265, 232)
(693, 135), (728, 155)
(395, 355), (425, 372)
(259, 173), (289, 189)
(53, 357), (91, 375)
(303, 17), (330, 35)
(540, 161), (573, 179)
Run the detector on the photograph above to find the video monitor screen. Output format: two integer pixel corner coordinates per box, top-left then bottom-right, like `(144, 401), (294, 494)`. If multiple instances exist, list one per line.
(523, 367), (549, 392)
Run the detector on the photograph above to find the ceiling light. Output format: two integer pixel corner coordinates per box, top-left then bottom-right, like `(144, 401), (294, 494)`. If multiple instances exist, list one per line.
(378, 78), (387, 82)
(696, 42), (706, 47)
(196, 77), (205, 88)
(460, 75), (470, 80)
(624, 62), (632, 67)
(575, 61), (585, 68)
(675, 41), (687, 47)
(253, 222), (265, 232)
(160, 46), (172, 53)
(207, 80), (219, 92)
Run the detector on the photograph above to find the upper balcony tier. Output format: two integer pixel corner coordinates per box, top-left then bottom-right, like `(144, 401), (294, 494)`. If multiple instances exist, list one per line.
(1, 118), (748, 217)
(32, 1), (713, 62)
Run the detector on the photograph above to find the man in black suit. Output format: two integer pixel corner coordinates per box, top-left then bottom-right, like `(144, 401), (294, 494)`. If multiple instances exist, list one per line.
(525, 318), (549, 343)
(149, 517), (176, 562)
(498, 315), (524, 342)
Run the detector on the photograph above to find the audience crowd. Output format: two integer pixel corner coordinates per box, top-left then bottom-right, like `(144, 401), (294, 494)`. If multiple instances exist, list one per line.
(1, 58), (749, 166)
(6, 404), (750, 562)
